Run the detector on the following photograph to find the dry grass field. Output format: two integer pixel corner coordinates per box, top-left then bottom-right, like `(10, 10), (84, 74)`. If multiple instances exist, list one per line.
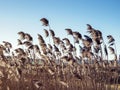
(0, 61), (120, 90)
(0, 18), (120, 90)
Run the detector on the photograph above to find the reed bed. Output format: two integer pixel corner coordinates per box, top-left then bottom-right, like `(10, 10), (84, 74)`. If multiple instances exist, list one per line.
(0, 18), (120, 90)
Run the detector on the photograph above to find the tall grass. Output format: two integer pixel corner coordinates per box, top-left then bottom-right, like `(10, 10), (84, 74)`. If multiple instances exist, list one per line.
(0, 18), (119, 90)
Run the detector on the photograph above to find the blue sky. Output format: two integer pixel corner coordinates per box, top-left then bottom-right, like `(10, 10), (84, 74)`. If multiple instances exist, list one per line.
(0, 0), (120, 56)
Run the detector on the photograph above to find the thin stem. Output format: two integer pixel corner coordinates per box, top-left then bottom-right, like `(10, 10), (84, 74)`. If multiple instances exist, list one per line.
(114, 43), (117, 59)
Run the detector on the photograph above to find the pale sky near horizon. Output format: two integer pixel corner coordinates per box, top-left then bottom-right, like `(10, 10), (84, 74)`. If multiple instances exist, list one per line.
(0, 0), (120, 59)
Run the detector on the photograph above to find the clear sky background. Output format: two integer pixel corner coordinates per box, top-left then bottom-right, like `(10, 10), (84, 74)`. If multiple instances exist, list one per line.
(0, 0), (120, 58)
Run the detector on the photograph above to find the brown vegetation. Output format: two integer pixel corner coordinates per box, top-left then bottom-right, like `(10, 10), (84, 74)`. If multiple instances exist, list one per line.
(0, 18), (119, 90)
